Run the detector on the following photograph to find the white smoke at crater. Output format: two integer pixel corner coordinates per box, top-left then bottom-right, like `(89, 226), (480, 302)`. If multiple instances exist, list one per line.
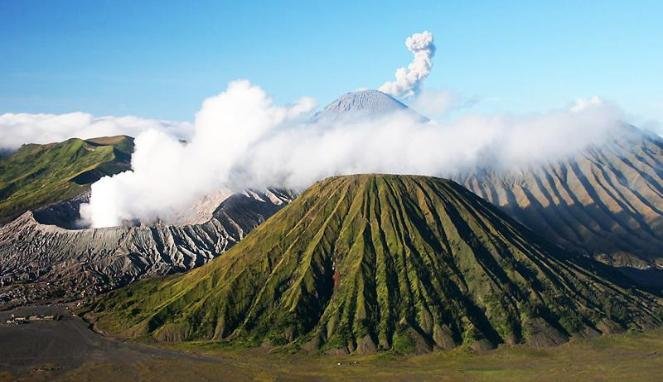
(379, 31), (436, 98)
(80, 80), (315, 228)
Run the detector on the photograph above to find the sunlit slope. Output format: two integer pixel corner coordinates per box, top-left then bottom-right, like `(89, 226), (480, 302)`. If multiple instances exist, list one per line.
(0, 136), (133, 224)
(91, 175), (661, 354)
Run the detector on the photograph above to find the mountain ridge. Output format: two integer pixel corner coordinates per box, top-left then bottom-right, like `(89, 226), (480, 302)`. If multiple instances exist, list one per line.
(458, 127), (663, 268)
(0, 135), (134, 225)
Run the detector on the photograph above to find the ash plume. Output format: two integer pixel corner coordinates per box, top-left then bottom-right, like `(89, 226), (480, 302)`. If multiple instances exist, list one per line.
(379, 31), (436, 98)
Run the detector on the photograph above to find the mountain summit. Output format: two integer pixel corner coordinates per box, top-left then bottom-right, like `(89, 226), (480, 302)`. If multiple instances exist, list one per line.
(89, 175), (660, 354)
(313, 89), (425, 122)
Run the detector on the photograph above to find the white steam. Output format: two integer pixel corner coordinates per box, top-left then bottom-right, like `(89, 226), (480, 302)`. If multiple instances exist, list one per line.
(379, 31), (436, 98)
(81, 79), (623, 228)
(80, 80), (315, 228)
(0, 112), (191, 151)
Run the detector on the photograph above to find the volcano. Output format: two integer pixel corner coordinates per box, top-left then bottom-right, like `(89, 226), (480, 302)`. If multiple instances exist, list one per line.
(89, 175), (661, 354)
(312, 89), (426, 122)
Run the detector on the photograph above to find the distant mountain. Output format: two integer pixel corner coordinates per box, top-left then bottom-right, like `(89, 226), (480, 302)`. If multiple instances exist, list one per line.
(0, 188), (294, 308)
(457, 127), (663, 269)
(0, 136), (133, 225)
(88, 175), (661, 354)
(312, 89), (426, 122)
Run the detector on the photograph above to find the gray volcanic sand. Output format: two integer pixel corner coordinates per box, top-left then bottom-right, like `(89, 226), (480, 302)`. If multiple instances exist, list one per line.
(0, 305), (229, 381)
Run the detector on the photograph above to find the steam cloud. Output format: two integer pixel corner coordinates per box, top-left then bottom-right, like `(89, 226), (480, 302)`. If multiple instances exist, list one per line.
(80, 80), (623, 228)
(379, 31), (436, 98)
(80, 81), (315, 228)
(0, 112), (191, 151)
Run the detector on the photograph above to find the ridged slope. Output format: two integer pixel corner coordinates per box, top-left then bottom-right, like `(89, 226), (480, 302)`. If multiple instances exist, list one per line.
(0, 189), (294, 308)
(457, 129), (663, 267)
(90, 175), (661, 354)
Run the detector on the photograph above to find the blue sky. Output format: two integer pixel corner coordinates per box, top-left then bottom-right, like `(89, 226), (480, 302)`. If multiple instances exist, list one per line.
(1, 0), (662, 123)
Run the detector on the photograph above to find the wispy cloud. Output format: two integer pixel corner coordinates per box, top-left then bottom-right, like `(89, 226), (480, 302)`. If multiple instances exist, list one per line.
(0, 112), (192, 150)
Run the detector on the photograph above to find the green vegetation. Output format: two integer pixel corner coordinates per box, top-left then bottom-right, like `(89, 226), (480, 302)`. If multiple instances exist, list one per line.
(0, 135), (133, 223)
(89, 174), (662, 354)
(11, 326), (658, 381)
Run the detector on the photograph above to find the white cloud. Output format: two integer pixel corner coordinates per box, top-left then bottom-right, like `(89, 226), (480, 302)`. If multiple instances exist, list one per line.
(80, 79), (624, 228)
(0, 112), (192, 150)
(570, 96), (604, 113)
(238, 96), (623, 187)
(408, 89), (480, 119)
(80, 80), (315, 228)
(379, 31), (436, 98)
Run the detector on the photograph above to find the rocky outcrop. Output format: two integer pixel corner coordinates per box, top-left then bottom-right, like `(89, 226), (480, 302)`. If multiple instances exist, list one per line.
(0, 189), (294, 308)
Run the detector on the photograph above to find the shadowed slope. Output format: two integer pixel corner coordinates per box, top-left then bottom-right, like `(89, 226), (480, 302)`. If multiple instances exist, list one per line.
(90, 175), (661, 354)
(458, 128), (663, 267)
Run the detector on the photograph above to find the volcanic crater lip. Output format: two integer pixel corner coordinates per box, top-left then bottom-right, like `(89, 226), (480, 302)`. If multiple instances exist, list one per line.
(0, 187), (295, 308)
(90, 173), (662, 354)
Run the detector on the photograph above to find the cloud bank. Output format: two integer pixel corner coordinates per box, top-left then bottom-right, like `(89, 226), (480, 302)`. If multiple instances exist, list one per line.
(0, 112), (192, 151)
(80, 80), (623, 228)
(379, 31), (436, 98)
(80, 80), (315, 228)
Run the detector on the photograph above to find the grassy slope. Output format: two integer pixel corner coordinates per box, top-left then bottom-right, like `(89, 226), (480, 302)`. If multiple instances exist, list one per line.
(0, 136), (133, 224)
(89, 175), (662, 354)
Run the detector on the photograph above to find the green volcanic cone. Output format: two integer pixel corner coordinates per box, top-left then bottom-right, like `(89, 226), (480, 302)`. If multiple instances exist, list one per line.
(90, 175), (661, 354)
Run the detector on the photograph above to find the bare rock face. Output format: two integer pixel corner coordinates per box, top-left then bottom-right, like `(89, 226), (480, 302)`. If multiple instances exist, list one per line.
(0, 189), (294, 308)
(32, 192), (91, 229)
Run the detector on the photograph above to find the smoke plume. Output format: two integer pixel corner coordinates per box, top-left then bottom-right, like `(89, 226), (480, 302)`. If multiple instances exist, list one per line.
(379, 31), (436, 98)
